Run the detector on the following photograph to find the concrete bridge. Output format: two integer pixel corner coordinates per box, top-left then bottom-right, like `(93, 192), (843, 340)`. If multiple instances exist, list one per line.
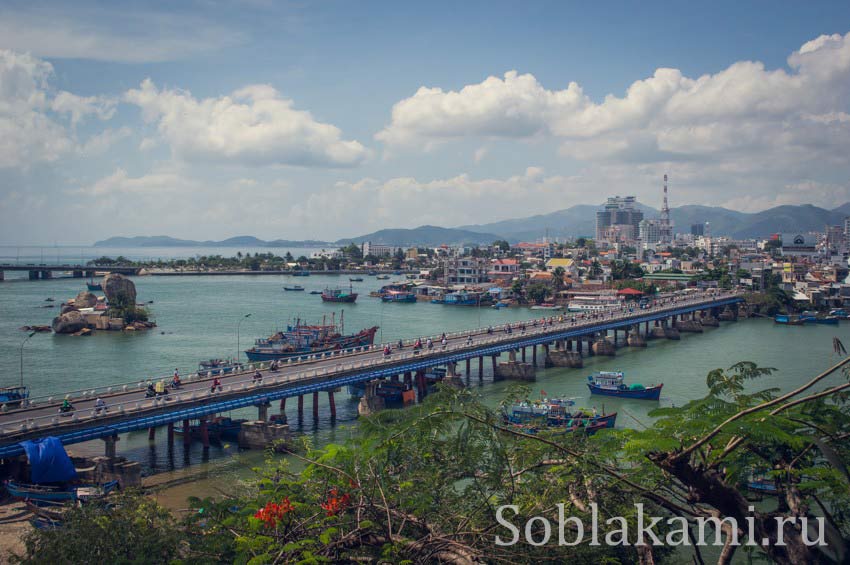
(0, 264), (140, 281)
(0, 292), (743, 458)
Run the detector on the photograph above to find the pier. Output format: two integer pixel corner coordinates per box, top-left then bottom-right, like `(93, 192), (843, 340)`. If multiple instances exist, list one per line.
(0, 292), (743, 458)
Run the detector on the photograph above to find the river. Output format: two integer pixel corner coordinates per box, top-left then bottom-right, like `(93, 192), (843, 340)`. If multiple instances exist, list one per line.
(1, 272), (848, 505)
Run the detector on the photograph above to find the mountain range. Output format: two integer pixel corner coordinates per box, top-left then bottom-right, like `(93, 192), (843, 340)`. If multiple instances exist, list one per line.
(95, 202), (850, 248)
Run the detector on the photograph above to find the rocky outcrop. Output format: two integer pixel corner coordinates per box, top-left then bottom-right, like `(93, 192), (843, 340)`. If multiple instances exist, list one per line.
(60, 303), (79, 315)
(52, 310), (87, 334)
(74, 291), (98, 308)
(103, 273), (136, 306)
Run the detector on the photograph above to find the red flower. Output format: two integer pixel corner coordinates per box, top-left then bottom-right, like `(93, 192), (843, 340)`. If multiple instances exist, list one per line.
(320, 488), (351, 517)
(254, 497), (294, 528)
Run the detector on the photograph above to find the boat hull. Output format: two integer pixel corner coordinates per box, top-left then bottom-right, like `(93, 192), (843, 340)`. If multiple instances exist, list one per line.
(587, 383), (663, 400)
(321, 295), (357, 303)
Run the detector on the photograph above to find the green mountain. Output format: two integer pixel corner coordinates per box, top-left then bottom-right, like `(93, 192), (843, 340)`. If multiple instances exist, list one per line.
(93, 235), (330, 247)
(335, 225), (502, 246)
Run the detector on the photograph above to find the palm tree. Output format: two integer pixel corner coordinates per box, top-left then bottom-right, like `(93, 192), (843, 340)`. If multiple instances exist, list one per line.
(552, 266), (566, 294)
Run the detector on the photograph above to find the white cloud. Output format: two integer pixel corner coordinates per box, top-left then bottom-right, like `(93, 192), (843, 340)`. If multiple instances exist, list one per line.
(377, 32), (850, 166)
(51, 92), (116, 125)
(125, 79), (371, 168)
(78, 127), (131, 156)
(473, 147), (488, 163)
(0, 7), (244, 63)
(0, 50), (71, 168)
(73, 168), (196, 196)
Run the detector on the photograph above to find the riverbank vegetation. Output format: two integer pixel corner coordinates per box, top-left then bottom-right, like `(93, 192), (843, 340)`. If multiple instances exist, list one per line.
(15, 357), (850, 563)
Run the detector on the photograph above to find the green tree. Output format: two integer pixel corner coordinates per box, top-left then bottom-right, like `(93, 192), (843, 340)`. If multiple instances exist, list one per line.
(526, 281), (550, 303)
(492, 239), (511, 252)
(589, 259), (603, 278)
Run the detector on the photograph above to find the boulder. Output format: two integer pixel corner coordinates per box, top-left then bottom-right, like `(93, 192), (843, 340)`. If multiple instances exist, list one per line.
(75, 291), (98, 308)
(103, 273), (136, 306)
(60, 303), (79, 315)
(52, 310), (87, 334)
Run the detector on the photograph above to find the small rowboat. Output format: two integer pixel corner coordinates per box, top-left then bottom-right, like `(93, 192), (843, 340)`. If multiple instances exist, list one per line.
(6, 480), (119, 502)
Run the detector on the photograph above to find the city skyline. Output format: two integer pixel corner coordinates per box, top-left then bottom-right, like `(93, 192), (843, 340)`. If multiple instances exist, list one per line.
(1, 1), (849, 244)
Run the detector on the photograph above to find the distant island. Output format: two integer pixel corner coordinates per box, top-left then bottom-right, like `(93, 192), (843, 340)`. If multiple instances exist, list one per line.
(95, 201), (850, 248)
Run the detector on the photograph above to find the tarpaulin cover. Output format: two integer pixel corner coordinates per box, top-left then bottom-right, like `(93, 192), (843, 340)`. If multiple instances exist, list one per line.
(20, 437), (78, 483)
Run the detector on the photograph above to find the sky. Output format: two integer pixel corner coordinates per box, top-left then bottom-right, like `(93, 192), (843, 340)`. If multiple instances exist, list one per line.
(1, 0), (850, 245)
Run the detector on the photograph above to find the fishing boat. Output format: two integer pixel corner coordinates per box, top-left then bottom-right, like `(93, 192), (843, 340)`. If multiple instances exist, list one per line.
(774, 314), (806, 325)
(283, 285), (305, 291)
(86, 281), (102, 291)
(492, 300), (510, 309)
(531, 303), (562, 310)
(321, 287), (358, 303)
(291, 271), (310, 277)
(198, 359), (243, 376)
(586, 371), (663, 400)
(245, 315), (378, 361)
(309, 290), (323, 295)
(745, 477), (778, 495)
(367, 270), (378, 276)
(829, 308), (849, 319)
(174, 416), (246, 442)
(431, 291), (491, 306)
(376, 274), (390, 280)
(815, 316), (840, 325)
(6, 480), (119, 502)
(0, 386), (29, 407)
(503, 397), (617, 429)
(349, 276), (364, 282)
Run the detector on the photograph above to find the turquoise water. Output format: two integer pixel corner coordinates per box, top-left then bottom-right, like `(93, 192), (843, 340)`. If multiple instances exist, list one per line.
(1, 273), (848, 478)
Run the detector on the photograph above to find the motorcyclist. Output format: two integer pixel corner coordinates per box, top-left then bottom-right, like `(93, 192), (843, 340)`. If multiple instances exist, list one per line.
(171, 373), (182, 389)
(59, 398), (74, 413)
(211, 377), (222, 393)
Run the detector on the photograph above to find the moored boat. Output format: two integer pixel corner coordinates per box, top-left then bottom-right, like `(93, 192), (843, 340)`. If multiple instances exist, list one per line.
(829, 308), (849, 319)
(349, 276), (364, 282)
(376, 274), (390, 280)
(586, 371), (662, 400)
(321, 287), (358, 303)
(381, 289), (417, 303)
(774, 314), (806, 325)
(6, 480), (119, 502)
(283, 285), (305, 291)
(245, 316), (378, 361)
(503, 396), (617, 429)
(291, 271), (310, 277)
(531, 302), (562, 310)
(86, 282), (102, 291)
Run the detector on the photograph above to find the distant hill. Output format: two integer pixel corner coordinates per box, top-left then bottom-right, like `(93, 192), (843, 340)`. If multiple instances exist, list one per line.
(93, 235), (330, 247)
(335, 225), (502, 246)
(459, 202), (850, 240)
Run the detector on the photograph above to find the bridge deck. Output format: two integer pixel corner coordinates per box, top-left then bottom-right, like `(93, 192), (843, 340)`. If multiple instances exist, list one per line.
(0, 293), (742, 457)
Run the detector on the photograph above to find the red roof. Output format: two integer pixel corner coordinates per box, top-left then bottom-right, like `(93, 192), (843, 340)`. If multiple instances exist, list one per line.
(617, 288), (644, 295)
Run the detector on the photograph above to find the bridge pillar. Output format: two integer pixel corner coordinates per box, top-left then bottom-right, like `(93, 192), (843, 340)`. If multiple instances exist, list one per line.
(312, 392), (319, 421)
(183, 419), (191, 446)
(404, 371), (412, 387)
(465, 358), (471, 376)
(72, 270), (83, 278)
(167, 423), (175, 447)
(258, 403), (269, 421)
(85, 270), (95, 278)
(28, 270), (39, 280)
(297, 395), (304, 420)
(199, 417), (210, 448)
(0, 270), (4, 281)
(491, 355), (498, 374)
(613, 329), (618, 347)
(416, 370), (427, 401)
(532, 345), (537, 367)
(478, 357), (484, 380)
(279, 397), (286, 413)
(103, 435), (119, 458)
(40, 270), (52, 279)
(328, 390), (336, 420)
(148, 427), (156, 441)
(508, 349), (517, 362)
(521, 348), (526, 362)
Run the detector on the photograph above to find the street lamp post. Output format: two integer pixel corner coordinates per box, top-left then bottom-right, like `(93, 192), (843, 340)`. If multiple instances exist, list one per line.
(20, 332), (35, 388)
(236, 314), (252, 362)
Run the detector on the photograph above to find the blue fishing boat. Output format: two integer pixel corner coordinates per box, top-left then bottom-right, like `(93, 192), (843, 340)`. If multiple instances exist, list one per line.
(6, 480), (119, 502)
(815, 316), (840, 325)
(587, 371), (662, 400)
(503, 396), (617, 429)
(829, 308), (849, 319)
(367, 270), (378, 276)
(774, 314), (806, 325)
(0, 386), (29, 407)
(431, 291), (491, 306)
(381, 290), (417, 303)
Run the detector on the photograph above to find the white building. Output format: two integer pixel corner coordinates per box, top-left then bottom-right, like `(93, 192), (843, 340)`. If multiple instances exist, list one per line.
(361, 242), (400, 257)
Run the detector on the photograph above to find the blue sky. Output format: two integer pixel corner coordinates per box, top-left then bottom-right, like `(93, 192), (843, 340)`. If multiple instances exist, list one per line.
(1, 0), (849, 244)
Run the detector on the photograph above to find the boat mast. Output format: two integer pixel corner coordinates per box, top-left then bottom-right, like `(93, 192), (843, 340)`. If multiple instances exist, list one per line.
(341, 310), (344, 335)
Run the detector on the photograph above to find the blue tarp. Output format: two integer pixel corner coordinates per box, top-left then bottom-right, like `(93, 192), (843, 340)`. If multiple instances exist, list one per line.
(20, 437), (77, 484)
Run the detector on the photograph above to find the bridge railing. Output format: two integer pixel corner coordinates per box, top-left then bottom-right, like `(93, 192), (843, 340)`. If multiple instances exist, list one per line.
(3, 292), (740, 413)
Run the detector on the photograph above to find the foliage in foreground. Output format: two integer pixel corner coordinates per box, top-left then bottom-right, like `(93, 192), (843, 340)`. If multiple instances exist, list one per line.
(17, 356), (850, 564)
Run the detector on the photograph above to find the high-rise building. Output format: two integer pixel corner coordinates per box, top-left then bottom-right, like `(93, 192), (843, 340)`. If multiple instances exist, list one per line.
(691, 223), (705, 236)
(639, 219), (661, 245)
(596, 196), (643, 244)
(844, 217), (850, 242)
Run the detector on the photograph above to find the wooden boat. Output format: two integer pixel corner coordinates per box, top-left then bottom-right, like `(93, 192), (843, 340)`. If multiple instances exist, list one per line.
(309, 290), (323, 295)
(815, 316), (840, 325)
(321, 287), (358, 303)
(587, 371), (663, 400)
(349, 276), (364, 282)
(531, 303), (562, 310)
(283, 285), (305, 291)
(381, 290), (417, 303)
(245, 316), (378, 361)
(6, 480), (119, 502)
(774, 314), (806, 325)
(86, 278), (102, 291)
(503, 397), (617, 429)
